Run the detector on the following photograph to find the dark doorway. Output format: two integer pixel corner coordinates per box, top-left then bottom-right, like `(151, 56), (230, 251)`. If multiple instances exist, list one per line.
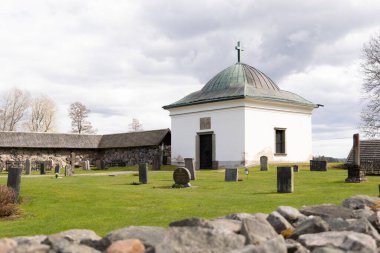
(199, 134), (212, 169)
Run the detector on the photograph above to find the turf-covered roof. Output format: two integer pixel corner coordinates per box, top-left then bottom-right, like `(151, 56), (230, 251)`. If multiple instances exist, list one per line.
(346, 140), (380, 163)
(99, 129), (170, 149)
(163, 63), (316, 109)
(0, 129), (170, 149)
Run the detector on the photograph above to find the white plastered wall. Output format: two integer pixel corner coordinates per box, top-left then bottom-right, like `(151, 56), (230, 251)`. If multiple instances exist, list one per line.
(169, 100), (245, 167)
(244, 100), (313, 165)
(168, 98), (314, 168)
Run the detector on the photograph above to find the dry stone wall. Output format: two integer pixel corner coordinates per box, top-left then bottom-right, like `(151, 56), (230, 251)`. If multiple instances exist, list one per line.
(0, 148), (98, 171)
(2, 195), (380, 253)
(102, 146), (171, 166)
(0, 146), (171, 171)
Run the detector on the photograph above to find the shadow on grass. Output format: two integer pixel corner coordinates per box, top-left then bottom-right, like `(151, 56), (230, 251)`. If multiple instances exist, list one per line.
(251, 191), (279, 195)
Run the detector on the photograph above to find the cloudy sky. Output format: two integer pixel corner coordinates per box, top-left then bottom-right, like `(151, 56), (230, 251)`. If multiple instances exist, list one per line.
(1, 0), (380, 158)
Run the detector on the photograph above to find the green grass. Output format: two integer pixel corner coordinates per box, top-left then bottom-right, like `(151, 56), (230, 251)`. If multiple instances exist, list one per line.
(0, 165), (177, 176)
(0, 164), (379, 237)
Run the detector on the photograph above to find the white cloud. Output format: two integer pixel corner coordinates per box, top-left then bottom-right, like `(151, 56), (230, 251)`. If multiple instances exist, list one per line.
(1, 0), (380, 158)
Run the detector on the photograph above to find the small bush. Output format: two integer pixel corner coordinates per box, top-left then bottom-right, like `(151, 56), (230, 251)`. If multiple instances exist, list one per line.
(0, 185), (19, 218)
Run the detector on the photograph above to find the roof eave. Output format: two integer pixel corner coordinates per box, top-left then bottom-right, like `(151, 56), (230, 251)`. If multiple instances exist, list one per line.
(163, 95), (316, 110)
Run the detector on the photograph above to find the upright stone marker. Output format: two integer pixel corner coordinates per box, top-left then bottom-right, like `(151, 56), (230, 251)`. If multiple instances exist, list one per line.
(139, 163), (148, 184)
(65, 164), (73, 176)
(225, 168), (238, 182)
(260, 156), (268, 171)
(82, 160), (90, 170)
(96, 160), (106, 170)
(152, 155), (161, 171)
(7, 167), (22, 203)
(310, 160), (327, 171)
(184, 158), (196, 180)
(70, 152), (76, 168)
(173, 167), (191, 187)
(54, 164), (60, 174)
(40, 163), (45, 175)
(293, 165), (299, 172)
(277, 166), (293, 193)
(345, 133), (367, 183)
(25, 159), (31, 175)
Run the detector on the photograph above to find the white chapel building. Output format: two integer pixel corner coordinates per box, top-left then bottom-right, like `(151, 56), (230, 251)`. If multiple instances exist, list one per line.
(163, 45), (317, 169)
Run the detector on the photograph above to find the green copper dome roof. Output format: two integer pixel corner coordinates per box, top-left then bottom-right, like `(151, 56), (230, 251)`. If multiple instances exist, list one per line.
(163, 63), (316, 109)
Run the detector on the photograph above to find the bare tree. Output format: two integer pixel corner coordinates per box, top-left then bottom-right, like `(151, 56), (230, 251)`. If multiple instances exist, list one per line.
(25, 95), (56, 132)
(129, 118), (143, 132)
(68, 102), (96, 134)
(0, 88), (30, 131)
(361, 33), (380, 137)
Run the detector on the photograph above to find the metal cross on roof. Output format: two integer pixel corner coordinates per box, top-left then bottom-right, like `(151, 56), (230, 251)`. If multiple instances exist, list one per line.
(235, 41), (244, 63)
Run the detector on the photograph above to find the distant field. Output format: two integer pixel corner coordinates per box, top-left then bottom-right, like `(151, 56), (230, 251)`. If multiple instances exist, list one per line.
(1, 163), (379, 237)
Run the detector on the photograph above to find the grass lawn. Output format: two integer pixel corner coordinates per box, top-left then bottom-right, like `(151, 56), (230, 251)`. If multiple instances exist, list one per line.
(0, 164), (379, 237)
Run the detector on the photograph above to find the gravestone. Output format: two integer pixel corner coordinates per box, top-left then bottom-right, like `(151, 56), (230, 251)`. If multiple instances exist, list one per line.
(152, 155), (161, 171)
(277, 166), (293, 193)
(172, 167), (191, 187)
(7, 166), (22, 203)
(260, 156), (268, 171)
(54, 164), (60, 174)
(82, 160), (90, 170)
(310, 160), (327, 171)
(346, 133), (367, 183)
(25, 159), (31, 175)
(65, 165), (73, 176)
(138, 163), (148, 184)
(293, 165), (299, 172)
(70, 152), (76, 167)
(212, 161), (219, 169)
(96, 160), (106, 170)
(40, 163), (45, 175)
(184, 158), (196, 180)
(225, 168), (238, 182)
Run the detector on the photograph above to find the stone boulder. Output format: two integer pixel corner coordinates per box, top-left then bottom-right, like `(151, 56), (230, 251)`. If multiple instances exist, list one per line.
(298, 231), (377, 252)
(106, 239), (145, 253)
(291, 217), (330, 239)
(105, 226), (166, 249)
(229, 236), (287, 253)
(8, 244), (50, 253)
(240, 215), (278, 245)
(12, 235), (47, 246)
(300, 204), (354, 219)
(277, 205), (306, 224)
(342, 195), (380, 210)
(266, 211), (294, 234)
(154, 226), (245, 253)
(169, 217), (212, 228)
(208, 218), (242, 233)
(0, 238), (17, 253)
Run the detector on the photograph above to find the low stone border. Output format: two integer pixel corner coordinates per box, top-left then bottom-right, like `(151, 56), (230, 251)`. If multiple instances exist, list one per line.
(2, 195), (380, 253)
